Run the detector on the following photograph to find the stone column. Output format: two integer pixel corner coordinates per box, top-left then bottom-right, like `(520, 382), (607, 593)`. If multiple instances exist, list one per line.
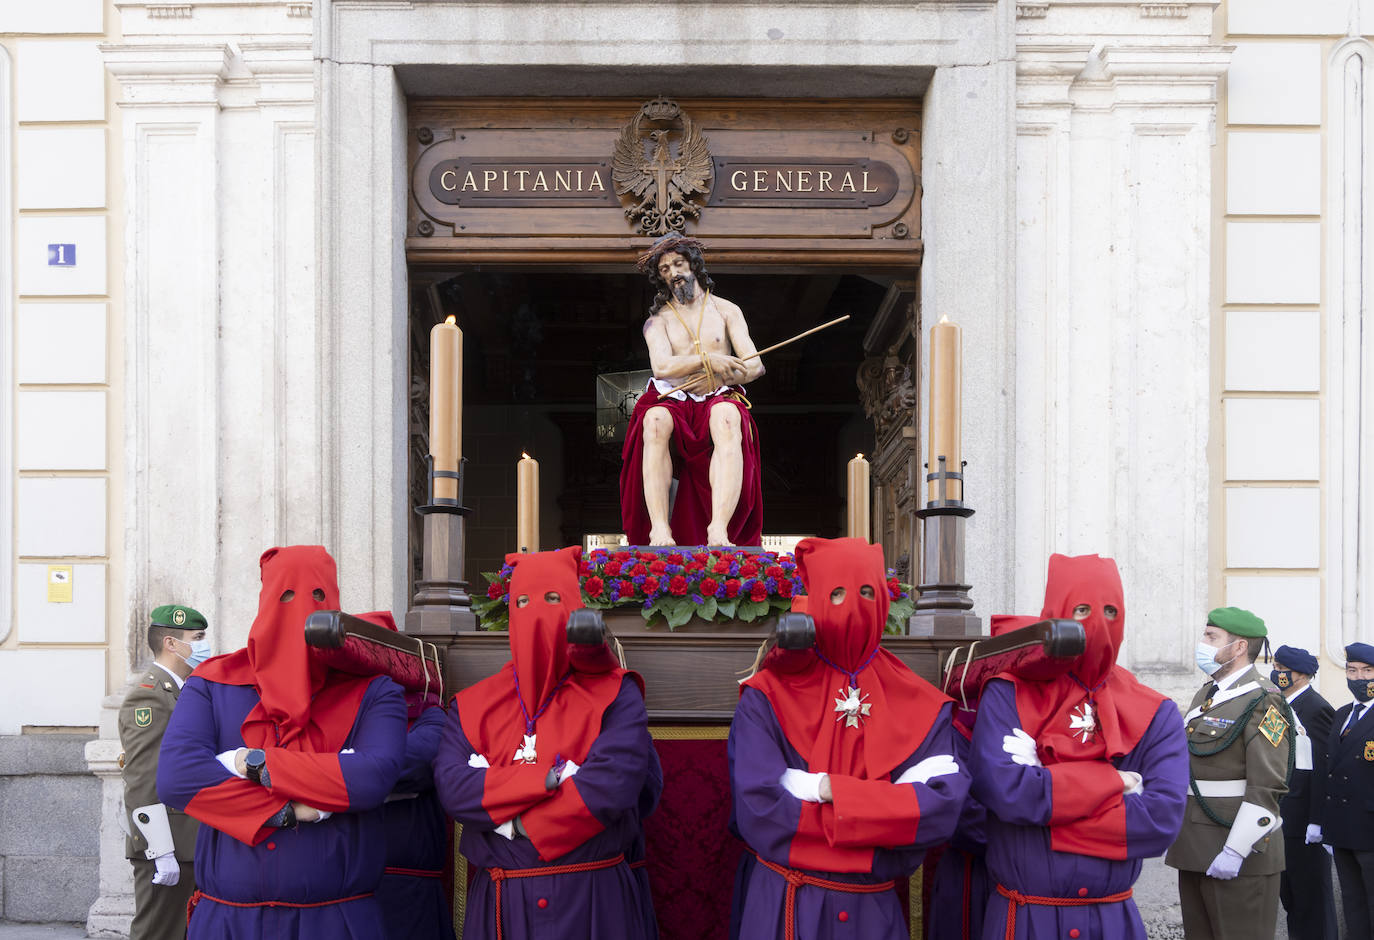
(84, 695), (132, 938)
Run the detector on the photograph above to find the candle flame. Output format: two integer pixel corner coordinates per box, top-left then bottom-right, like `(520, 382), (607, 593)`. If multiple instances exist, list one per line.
(444, 315), (456, 325)
(856, 453), (864, 460)
(938, 314), (950, 324)
(521, 452), (531, 460)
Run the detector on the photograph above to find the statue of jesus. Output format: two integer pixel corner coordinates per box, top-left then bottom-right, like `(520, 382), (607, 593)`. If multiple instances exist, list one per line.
(619, 234), (765, 547)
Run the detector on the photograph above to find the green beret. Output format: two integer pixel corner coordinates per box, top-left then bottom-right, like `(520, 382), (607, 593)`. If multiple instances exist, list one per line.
(1207, 606), (1266, 638)
(150, 604), (207, 631)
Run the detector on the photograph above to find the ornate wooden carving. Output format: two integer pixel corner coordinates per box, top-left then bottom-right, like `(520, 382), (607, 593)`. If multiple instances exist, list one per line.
(611, 98), (712, 235)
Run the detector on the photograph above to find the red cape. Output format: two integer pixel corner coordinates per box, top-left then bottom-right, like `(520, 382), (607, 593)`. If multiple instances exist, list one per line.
(997, 554), (1165, 859)
(619, 384), (762, 546)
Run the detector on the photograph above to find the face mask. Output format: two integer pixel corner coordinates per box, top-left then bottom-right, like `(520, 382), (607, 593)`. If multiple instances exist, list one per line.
(1348, 677), (1374, 703)
(1195, 642), (1225, 676)
(177, 638), (211, 669)
(1271, 669), (1294, 690)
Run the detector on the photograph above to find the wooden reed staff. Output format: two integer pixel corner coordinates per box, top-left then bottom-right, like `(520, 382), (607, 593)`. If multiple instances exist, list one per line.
(661, 315), (851, 397)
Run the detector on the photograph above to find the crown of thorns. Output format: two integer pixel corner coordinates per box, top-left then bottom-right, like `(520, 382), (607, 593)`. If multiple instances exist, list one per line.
(635, 234), (707, 275)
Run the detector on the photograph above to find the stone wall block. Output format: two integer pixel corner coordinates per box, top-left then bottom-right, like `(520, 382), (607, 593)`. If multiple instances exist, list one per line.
(4, 855), (98, 922)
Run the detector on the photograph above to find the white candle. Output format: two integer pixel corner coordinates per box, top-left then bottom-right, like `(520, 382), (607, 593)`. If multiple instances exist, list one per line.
(847, 453), (871, 541)
(517, 452), (539, 552)
(429, 315), (462, 501)
(927, 315), (962, 502)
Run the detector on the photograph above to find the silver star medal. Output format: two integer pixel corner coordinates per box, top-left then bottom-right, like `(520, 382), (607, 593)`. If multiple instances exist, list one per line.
(1069, 702), (1097, 744)
(833, 685), (872, 729)
(513, 733), (538, 764)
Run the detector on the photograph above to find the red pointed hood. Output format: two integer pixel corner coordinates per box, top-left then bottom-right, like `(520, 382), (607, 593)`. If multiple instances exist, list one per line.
(507, 546), (582, 714)
(195, 545), (371, 751)
(1040, 553), (1124, 689)
(799, 537), (888, 675)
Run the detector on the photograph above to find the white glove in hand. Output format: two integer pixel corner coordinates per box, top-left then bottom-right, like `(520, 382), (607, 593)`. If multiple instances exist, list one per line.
(1306, 824), (1323, 845)
(779, 768), (825, 803)
(1002, 728), (1042, 767)
(468, 753), (491, 769)
(311, 810), (332, 823)
(151, 853), (180, 887)
(494, 820), (515, 840)
(895, 754), (961, 786)
(557, 759), (581, 785)
(216, 749), (248, 779)
(1119, 771), (1144, 795)
(1205, 847), (1245, 880)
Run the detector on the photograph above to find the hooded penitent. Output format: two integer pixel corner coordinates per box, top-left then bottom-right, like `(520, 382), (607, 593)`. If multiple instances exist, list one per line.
(742, 537), (952, 872)
(196, 545), (372, 752)
(1000, 553), (1165, 858)
(455, 546), (637, 785)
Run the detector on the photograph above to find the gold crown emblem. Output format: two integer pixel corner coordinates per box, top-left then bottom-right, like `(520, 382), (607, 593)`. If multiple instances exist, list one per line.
(172, 609), (186, 625)
(641, 97), (681, 123)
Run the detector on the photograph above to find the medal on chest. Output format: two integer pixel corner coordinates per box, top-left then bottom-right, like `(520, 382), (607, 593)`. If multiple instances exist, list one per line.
(1069, 701), (1097, 744)
(513, 733), (538, 764)
(834, 685), (872, 729)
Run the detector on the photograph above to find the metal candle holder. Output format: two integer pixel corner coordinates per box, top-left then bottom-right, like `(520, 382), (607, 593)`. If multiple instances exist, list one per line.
(405, 455), (478, 634)
(908, 455), (981, 637)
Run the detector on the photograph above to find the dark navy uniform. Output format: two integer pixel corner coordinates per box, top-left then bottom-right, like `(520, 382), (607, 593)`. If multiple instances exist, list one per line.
(1279, 683), (1336, 940)
(1319, 693), (1374, 939)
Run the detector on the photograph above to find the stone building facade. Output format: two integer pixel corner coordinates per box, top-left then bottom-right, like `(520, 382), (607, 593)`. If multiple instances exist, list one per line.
(0, 0), (1362, 931)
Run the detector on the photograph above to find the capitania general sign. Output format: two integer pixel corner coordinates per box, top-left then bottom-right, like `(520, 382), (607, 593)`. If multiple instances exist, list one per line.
(407, 97), (920, 249)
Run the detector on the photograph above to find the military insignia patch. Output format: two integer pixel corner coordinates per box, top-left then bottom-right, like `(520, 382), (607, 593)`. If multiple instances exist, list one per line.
(133, 707), (152, 728)
(1258, 706), (1288, 747)
(1364, 741), (1374, 761)
(172, 608), (186, 626)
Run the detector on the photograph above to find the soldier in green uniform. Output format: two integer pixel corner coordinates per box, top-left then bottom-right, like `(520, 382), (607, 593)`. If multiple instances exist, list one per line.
(1165, 606), (1294, 940)
(119, 604), (210, 940)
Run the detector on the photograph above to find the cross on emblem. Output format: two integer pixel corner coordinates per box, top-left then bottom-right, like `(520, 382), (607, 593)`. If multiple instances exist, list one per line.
(833, 685), (872, 729)
(1069, 702), (1097, 744)
(513, 733), (538, 764)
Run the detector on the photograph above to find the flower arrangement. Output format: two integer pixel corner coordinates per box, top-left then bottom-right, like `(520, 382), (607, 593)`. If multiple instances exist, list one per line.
(473, 547), (917, 634)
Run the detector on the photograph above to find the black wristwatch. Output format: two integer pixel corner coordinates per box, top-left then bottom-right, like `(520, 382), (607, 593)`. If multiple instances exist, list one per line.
(267, 802), (296, 829)
(244, 748), (268, 786)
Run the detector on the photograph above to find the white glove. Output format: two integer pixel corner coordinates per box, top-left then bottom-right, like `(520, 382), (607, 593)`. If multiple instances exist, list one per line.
(779, 768), (825, 803)
(895, 754), (960, 786)
(468, 753), (490, 769)
(216, 749), (248, 779)
(1205, 847), (1245, 880)
(557, 759), (581, 785)
(1306, 824), (1323, 845)
(1002, 728), (1042, 767)
(494, 820), (515, 840)
(151, 853), (180, 886)
(1119, 771), (1144, 795)
(310, 810), (332, 823)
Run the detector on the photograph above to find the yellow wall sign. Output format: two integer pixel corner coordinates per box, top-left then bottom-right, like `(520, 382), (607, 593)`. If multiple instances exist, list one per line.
(47, 565), (73, 603)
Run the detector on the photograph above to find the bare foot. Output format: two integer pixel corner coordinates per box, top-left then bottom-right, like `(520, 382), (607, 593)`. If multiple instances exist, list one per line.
(648, 527), (676, 546)
(706, 525), (733, 546)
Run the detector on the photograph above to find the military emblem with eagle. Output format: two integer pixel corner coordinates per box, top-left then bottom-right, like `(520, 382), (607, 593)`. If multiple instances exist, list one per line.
(612, 98), (712, 235)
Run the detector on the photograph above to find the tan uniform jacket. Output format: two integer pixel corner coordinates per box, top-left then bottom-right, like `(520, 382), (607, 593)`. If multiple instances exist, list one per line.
(119, 669), (198, 862)
(1165, 664), (1292, 876)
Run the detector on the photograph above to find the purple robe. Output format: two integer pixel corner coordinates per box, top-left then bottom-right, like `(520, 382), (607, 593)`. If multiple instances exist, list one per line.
(728, 687), (970, 940)
(929, 729), (990, 940)
(432, 676), (661, 940)
(158, 674), (407, 939)
(969, 680), (1187, 940)
(378, 706), (456, 940)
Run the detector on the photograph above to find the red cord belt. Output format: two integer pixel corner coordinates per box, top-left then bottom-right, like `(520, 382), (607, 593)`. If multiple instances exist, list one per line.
(483, 853), (627, 940)
(751, 851), (897, 940)
(186, 888), (371, 925)
(385, 866), (444, 878)
(995, 883), (1133, 940)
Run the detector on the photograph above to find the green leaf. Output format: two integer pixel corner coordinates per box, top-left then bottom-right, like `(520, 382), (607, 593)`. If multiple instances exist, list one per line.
(664, 600), (695, 630)
(736, 598), (769, 623)
(716, 598), (739, 620)
(698, 596), (718, 621)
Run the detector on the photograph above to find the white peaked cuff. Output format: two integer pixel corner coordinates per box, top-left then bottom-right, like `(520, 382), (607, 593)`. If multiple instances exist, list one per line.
(216, 749), (247, 779)
(132, 803), (176, 860)
(558, 759), (581, 785)
(495, 820), (515, 840)
(779, 768), (825, 803)
(895, 754), (960, 786)
(468, 753), (491, 769)
(1225, 800), (1282, 856)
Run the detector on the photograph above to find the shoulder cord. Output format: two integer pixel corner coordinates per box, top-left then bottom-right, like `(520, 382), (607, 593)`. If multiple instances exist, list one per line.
(1187, 692), (1297, 828)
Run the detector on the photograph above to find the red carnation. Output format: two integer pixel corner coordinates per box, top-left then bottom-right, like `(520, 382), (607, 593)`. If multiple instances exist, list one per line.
(666, 552), (685, 565)
(630, 563), (648, 578)
(639, 551), (657, 562)
(487, 581), (505, 599)
(685, 560), (705, 573)
(740, 562), (760, 577)
(604, 560), (623, 577)
(712, 559), (732, 575)
(725, 578), (742, 598)
(585, 576), (605, 598)
(888, 577), (902, 600)
(700, 577), (719, 597)
(618, 579), (636, 598)
(779, 579), (794, 598)
(613, 551), (633, 563)
(649, 560), (667, 574)
(765, 565), (784, 579)
(693, 552), (709, 564)
(669, 575), (689, 596)
(749, 580), (769, 602)
(643, 576), (660, 594)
